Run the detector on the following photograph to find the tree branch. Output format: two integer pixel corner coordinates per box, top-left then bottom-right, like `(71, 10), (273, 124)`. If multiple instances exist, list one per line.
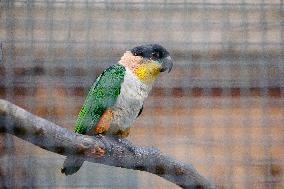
(0, 99), (214, 189)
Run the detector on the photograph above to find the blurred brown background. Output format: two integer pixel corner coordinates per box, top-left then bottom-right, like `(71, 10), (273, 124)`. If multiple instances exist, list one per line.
(0, 0), (283, 188)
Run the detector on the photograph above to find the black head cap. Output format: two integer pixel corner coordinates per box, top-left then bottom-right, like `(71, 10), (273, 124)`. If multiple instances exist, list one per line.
(130, 44), (170, 61)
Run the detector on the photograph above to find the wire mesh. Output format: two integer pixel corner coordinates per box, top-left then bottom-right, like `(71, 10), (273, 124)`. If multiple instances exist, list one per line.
(0, 0), (283, 188)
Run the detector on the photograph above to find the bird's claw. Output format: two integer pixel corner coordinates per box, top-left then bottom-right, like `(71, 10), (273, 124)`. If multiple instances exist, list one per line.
(94, 134), (112, 154)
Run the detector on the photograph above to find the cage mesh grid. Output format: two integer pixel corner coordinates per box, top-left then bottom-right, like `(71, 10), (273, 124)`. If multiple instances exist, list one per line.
(0, 0), (283, 188)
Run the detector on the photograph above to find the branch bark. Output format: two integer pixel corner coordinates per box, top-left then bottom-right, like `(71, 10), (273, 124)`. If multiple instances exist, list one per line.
(0, 99), (214, 189)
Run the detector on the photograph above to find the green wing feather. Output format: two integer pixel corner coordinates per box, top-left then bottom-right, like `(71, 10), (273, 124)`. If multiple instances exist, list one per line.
(74, 64), (126, 134)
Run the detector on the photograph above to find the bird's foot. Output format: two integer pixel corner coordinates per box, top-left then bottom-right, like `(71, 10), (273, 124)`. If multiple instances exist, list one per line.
(97, 134), (104, 138)
(95, 134), (112, 154)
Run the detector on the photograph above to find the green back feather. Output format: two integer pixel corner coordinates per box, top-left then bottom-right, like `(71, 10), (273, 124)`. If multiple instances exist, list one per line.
(74, 64), (126, 134)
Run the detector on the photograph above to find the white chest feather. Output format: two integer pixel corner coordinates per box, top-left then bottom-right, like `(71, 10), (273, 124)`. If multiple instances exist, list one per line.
(109, 67), (152, 132)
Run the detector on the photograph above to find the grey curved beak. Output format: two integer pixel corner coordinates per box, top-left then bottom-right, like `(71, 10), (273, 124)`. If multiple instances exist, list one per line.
(160, 56), (173, 73)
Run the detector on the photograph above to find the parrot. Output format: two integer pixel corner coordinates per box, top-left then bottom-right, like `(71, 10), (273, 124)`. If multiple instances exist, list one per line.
(61, 44), (173, 175)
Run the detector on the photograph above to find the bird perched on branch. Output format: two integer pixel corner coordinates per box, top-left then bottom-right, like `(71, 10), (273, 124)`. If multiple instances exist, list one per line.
(61, 44), (173, 175)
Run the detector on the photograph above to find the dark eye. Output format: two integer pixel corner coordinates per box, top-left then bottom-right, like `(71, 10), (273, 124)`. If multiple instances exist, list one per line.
(152, 51), (162, 59)
(133, 49), (143, 56)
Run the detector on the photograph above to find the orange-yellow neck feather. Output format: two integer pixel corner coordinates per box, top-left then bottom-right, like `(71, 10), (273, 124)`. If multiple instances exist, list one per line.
(119, 51), (161, 84)
(133, 63), (161, 83)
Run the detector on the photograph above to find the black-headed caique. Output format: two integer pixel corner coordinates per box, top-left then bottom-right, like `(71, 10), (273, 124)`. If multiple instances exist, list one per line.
(61, 44), (173, 175)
